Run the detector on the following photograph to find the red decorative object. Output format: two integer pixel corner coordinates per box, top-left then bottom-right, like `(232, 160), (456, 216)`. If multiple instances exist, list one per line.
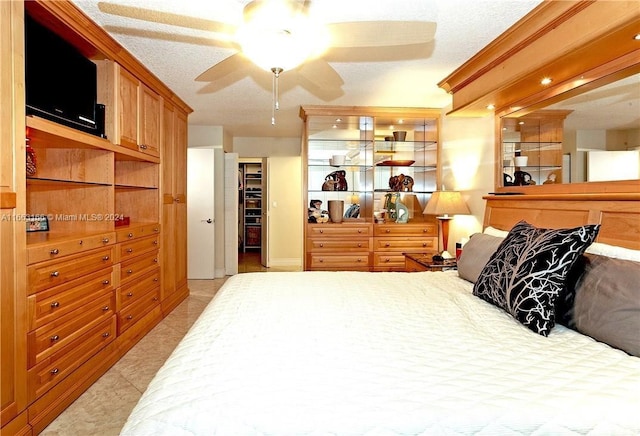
(114, 216), (130, 227)
(26, 139), (37, 176)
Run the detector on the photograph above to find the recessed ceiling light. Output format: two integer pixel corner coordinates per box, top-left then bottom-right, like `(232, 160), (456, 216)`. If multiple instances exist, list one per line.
(540, 77), (552, 85)
(397, 119), (404, 124)
(634, 33), (640, 40)
(486, 104), (495, 110)
(518, 121), (525, 125)
(332, 124), (338, 129)
(335, 118), (342, 122)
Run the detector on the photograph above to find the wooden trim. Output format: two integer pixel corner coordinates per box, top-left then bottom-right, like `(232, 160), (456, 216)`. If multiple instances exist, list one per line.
(438, 1), (640, 116)
(300, 105), (442, 120)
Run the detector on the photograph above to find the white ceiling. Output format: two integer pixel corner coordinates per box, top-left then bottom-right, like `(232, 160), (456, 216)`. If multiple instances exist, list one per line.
(71, 0), (543, 138)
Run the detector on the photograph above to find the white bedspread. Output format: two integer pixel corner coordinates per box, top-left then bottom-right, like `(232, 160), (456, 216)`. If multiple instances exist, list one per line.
(121, 271), (640, 435)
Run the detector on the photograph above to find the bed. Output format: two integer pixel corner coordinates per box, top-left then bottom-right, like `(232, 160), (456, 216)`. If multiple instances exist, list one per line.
(121, 194), (640, 435)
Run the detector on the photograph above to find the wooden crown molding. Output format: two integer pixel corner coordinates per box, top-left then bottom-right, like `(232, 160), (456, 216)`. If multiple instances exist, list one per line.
(438, 0), (640, 117)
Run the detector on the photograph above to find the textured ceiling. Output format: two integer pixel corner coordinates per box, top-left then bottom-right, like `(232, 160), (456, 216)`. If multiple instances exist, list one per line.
(71, 0), (542, 138)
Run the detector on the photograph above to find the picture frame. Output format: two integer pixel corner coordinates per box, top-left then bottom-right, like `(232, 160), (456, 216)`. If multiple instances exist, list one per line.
(26, 215), (49, 232)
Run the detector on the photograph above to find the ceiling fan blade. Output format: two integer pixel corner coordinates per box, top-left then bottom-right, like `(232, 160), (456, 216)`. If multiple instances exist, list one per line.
(296, 58), (344, 90)
(97, 2), (237, 35)
(104, 25), (238, 49)
(327, 21), (436, 48)
(195, 53), (249, 82)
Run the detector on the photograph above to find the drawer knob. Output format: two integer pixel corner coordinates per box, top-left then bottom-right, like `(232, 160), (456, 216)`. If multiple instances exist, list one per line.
(153, 258), (158, 263)
(102, 332), (110, 338)
(50, 335), (59, 342)
(50, 301), (60, 308)
(385, 258), (390, 262)
(152, 297), (158, 302)
(127, 292), (133, 297)
(126, 315), (133, 320)
(128, 233), (134, 238)
(50, 248), (59, 255)
(357, 229), (362, 233)
(385, 243), (390, 247)
(422, 242), (427, 247)
(319, 243), (324, 247)
(127, 269), (133, 274)
(102, 280), (110, 285)
(102, 238), (109, 243)
(102, 306), (110, 311)
(102, 256), (110, 261)
(50, 368), (59, 375)
(319, 259), (324, 263)
(423, 229), (428, 233)
(357, 258), (362, 262)
(358, 243), (362, 247)
(153, 278), (159, 282)
(385, 229), (391, 233)
(79, 240), (83, 245)
(50, 271), (59, 277)
(153, 240), (158, 245)
(140, 144), (148, 150)
(154, 227), (159, 232)
(126, 248), (133, 253)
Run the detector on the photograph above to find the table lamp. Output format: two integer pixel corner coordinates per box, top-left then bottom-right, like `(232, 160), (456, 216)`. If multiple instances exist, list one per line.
(423, 190), (470, 259)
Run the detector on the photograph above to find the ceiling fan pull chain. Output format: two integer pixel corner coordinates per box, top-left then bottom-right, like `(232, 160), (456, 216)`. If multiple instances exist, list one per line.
(271, 67), (283, 125)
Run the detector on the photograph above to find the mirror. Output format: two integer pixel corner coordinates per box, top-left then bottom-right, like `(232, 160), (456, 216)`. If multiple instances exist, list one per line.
(501, 72), (640, 186)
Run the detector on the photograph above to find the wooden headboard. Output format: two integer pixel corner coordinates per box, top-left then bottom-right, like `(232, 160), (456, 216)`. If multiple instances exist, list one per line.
(483, 193), (640, 250)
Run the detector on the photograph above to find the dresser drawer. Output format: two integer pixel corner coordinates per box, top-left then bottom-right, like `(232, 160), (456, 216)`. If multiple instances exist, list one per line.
(27, 316), (116, 401)
(306, 253), (371, 270)
(28, 246), (116, 293)
(27, 232), (116, 265)
(374, 223), (437, 237)
(118, 267), (160, 309)
(374, 237), (437, 252)
(118, 287), (160, 334)
(306, 237), (371, 252)
(119, 234), (160, 260)
(120, 250), (159, 285)
(28, 267), (116, 329)
(307, 223), (372, 237)
(373, 253), (407, 269)
(116, 223), (161, 242)
(28, 292), (115, 367)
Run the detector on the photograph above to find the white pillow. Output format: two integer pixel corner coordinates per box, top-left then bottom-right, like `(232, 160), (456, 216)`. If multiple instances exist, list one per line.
(585, 242), (640, 262)
(483, 226), (509, 238)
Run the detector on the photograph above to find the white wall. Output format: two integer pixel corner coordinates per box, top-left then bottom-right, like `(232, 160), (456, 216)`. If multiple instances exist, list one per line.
(440, 110), (495, 248)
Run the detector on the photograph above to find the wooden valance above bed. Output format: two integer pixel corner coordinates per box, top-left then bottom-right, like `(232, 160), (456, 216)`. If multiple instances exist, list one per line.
(483, 186), (640, 250)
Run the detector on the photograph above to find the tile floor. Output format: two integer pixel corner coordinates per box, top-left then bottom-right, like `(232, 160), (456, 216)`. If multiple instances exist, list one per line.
(40, 252), (299, 435)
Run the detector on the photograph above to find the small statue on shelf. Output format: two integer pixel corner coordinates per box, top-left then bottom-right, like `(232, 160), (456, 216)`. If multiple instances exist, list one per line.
(308, 199), (329, 223)
(388, 174), (414, 191)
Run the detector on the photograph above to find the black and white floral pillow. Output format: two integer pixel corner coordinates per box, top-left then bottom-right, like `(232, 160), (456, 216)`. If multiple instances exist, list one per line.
(473, 220), (600, 336)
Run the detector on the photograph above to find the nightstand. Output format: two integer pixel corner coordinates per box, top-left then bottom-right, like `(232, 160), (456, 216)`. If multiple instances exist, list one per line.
(404, 253), (457, 272)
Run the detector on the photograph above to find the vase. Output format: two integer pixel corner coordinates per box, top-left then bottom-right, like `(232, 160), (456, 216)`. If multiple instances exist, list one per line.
(328, 200), (344, 223)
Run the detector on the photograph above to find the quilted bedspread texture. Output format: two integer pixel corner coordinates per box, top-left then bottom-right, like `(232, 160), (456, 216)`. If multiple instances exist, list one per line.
(121, 271), (640, 435)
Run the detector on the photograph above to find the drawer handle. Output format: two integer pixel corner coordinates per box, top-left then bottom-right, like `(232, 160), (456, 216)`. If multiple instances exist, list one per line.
(422, 242), (427, 247)
(385, 229), (391, 233)
(102, 280), (110, 285)
(50, 301), (60, 308)
(357, 229), (362, 233)
(319, 243), (324, 248)
(127, 269), (133, 274)
(102, 332), (110, 338)
(50, 368), (59, 375)
(127, 292), (133, 297)
(50, 248), (59, 255)
(357, 258), (362, 262)
(154, 227), (159, 232)
(319, 229), (324, 234)
(358, 243), (362, 247)
(153, 258), (158, 263)
(50, 335), (59, 342)
(319, 259), (324, 263)
(385, 258), (390, 263)
(153, 240), (158, 245)
(102, 306), (110, 311)
(102, 238), (109, 243)
(152, 297), (158, 302)
(153, 278), (159, 282)
(127, 248), (133, 253)
(385, 243), (390, 247)
(140, 144), (148, 150)
(102, 256), (110, 261)
(50, 271), (59, 277)
(79, 240), (83, 245)
(126, 315), (133, 320)
(128, 233), (134, 238)
(423, 229), (428, 233)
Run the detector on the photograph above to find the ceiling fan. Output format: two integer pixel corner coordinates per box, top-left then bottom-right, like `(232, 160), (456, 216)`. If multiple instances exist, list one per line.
(97, 0), (437, 123)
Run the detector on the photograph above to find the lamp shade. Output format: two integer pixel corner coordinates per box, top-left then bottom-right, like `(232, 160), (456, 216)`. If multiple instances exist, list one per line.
(423, 191), (470, 217)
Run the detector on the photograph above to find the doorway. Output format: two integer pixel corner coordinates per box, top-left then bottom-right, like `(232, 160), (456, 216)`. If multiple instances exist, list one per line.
(238, 158), (268, 269)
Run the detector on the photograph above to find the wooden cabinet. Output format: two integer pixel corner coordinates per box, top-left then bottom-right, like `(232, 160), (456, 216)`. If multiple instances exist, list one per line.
(1, 1), (192, 433)
(373, 222), (438, 271)
(300, 106), (441, 271)
(160, 103), (188, 313)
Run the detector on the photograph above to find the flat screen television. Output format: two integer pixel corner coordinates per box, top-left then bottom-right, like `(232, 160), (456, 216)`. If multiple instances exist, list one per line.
(25, 14), (103, 137)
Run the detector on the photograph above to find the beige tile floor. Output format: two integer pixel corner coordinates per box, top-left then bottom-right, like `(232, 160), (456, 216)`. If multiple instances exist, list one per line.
(41, 252), (300, 435)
